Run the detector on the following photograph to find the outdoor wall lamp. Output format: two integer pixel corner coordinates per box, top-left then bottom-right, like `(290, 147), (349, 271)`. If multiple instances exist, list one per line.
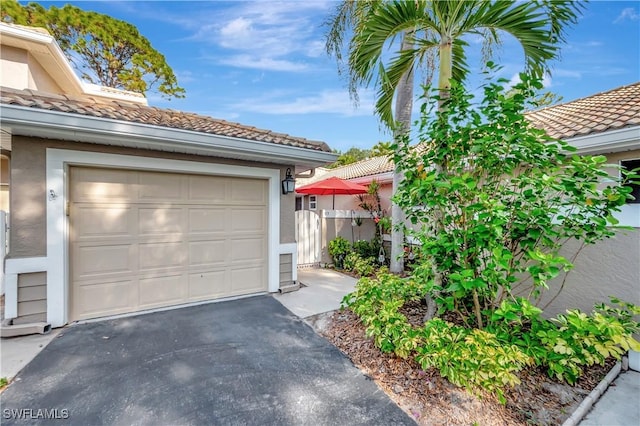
(282, 168), (296, 194)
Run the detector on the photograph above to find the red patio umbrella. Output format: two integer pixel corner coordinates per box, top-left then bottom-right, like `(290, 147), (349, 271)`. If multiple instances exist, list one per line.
(296, 176), (368, 209)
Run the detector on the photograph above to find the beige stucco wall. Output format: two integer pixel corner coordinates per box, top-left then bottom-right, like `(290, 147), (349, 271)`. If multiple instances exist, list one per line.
(535, 148), (639, 316)
(9, 135), (296, 258)
(305, 179), (393, 213)
(0, 45), (29, 90)
(280, 169), (296, 244)
(533, 230), (640, 317)
(605, 149), (640, 167)
(0, 45), (62, 93)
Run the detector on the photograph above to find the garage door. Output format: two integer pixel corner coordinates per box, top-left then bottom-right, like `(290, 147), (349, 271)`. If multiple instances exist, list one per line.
(69, 167), (268, 321)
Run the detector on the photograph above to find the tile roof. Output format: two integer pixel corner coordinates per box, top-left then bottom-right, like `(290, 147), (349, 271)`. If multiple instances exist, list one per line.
(297, 155), (393, 186)
(525, 82), (640, 139)
(0, 87), (331, 152)
(300, 82), (640, 183)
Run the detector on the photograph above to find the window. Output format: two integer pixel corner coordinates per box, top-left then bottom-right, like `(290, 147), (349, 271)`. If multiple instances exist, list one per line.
(309, 195), (317, 210)
(295, 197), (302, 211)
(621, 159), (640, 204)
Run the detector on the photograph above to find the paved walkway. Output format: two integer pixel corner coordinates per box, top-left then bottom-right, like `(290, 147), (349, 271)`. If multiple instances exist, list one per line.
(2, 267), (638, 426)
(273, 268), (357, 318)
(1, 296), (412, 425)
(579, 369), (640, 426)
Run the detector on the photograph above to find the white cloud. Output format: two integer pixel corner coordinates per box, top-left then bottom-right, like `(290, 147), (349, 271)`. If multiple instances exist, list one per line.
(614, 7), (640, 23)
(553, 69), (582, 79)
(230, 89), (375, 116)
(306, 40), (326, 58)
(175, 70), (196, 83)
(194, 1), (331, 71)
(219, 55), (309, 72)
(220, 17), (252, 38)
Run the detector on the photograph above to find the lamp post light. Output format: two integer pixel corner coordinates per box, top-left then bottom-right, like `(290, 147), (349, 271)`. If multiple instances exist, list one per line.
(282, 168), (295, 195)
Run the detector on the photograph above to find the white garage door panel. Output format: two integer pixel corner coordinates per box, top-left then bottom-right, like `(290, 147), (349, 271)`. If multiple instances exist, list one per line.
(188, 270), (227, 300)
(231, 238), (265, 263)
(138, 274), (185, 307)
(189, 240), (227, 266)
(74, 279), (136, 318)
(138, 172), (182, 200)
(74, 244), (134, 278)
(70, 167), (268, 321)
(231, 267), (265, 292)
(189, 209), (227, 233)
(139, 207), (184, 234)
(71, 168), (136, 202)
(75, 205), (132, 238)
(189, 176), (227, 201)
(232, 208), (266, 232)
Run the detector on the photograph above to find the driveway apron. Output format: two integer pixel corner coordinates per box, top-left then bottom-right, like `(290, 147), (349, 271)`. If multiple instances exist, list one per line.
(0, 295), (413, 425)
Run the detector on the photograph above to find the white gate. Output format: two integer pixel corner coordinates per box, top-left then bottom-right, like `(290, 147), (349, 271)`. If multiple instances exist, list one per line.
(295, 210), (321, 267)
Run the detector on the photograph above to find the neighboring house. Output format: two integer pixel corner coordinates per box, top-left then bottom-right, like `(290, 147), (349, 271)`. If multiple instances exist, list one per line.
(294, 157), (394, 265)
(297, 82), (640, 318)
(0, 23), (336, 328)
(523, 82), (640, 318)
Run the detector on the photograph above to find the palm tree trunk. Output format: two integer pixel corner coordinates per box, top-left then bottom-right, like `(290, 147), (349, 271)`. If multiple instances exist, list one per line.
(423, 37), (453, 321)
(438, 36), (453, 97)
(390, 32), (414, 274)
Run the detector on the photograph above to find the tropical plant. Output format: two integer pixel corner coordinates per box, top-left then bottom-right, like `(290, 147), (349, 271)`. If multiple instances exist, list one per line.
(353, 240), (376, 259)
(349, 0), (584, 126)
(326, 0), (413, 274)
(357, 180), (387, 261)
(344, 273), (639, 403)
(327, 0), (584, 274)
(371, 141), (393, 157)
(328, 147), (371, 168)
(1, 0), (185, 99)
(328, 236), (352, 268)
(394, 74), (635, 328)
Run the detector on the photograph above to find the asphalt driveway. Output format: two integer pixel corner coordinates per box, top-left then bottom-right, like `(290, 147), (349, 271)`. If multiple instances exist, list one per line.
(1, 295), (413, 425)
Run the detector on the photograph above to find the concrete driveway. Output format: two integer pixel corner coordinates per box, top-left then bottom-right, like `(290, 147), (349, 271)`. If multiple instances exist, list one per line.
(1, 296), (413, 425)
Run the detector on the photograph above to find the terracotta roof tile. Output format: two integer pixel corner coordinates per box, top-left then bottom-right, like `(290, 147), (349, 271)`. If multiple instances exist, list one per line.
(297, 155), (394, 186)
(298, 82), (640, 183)
(525, 82), (640, 139)
(0, 87), (331, 152)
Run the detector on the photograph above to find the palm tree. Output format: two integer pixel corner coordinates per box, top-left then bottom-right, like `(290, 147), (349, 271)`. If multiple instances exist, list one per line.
(350, 0), (583, 127)
(326, 0), (414, 273)
(327, 0), (583, 275)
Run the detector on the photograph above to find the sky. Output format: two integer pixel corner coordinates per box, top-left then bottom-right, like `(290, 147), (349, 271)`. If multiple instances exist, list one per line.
(30, 1), (640, 152)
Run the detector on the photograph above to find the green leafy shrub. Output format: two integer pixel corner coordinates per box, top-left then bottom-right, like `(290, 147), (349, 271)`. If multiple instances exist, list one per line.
(345, 275), (532, 402)
(353, 240), (377, 258)
(343, 252), (360, 271)
(341, 250), (379, 277)
(394, 74), (634, 327)
(415, 319), (531, 404)
(354, 256), (376, 277)
(344, 273), (426, 357)
(345, 274), (640, 403)
(489, 297), (640, 384)
(328, 236), (351, 268)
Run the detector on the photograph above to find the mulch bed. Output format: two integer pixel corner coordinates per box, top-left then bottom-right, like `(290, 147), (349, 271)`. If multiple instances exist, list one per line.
(319, 306), (615, 426)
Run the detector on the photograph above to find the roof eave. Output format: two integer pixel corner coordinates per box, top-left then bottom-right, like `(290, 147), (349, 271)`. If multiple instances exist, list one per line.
(0, 104), (337, 168)
(0, 24), (84, 96)
(348, 172), (394, 185)
(567, 125), (640, 155)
